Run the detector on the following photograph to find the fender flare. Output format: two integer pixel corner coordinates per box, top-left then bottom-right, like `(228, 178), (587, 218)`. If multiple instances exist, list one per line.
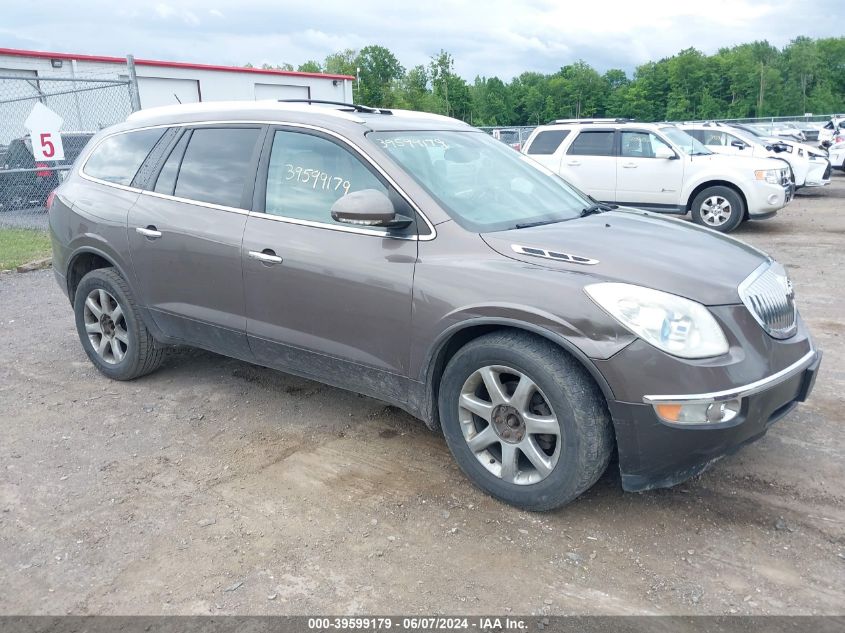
(419, 316), (620, 429)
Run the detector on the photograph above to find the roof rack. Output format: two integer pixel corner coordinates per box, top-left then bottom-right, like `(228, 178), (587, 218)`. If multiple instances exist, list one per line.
(279, 99), (393, 115)
(547, 118), (635, 125)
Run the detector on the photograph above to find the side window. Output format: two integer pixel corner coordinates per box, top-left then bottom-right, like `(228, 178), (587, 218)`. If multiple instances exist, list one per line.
(83, 128), (165, 185)
(686, 129), (706, 143)
(567, 131), (615, 156)
(702, 131), (728, 146)
(173, 127), (261, 208)
(527, 130), (570, 155)
(620, 131), (674, 158)
(263, 130), (389, 225)
(153, 131), (190, 195)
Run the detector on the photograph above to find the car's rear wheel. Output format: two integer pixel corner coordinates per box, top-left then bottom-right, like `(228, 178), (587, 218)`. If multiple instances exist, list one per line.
(438, 331), (613, 511)
(690, 186), (745, 232)
(73, 267), (164, 380)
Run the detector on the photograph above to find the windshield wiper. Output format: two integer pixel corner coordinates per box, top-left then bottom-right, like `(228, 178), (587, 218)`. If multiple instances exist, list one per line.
(579, 202), (617, 217)
(514, 218), (565, 229)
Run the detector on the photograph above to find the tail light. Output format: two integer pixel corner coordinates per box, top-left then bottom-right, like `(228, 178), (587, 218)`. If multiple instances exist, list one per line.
(46, 189), (57, 211)
(36, 162), (51, 178)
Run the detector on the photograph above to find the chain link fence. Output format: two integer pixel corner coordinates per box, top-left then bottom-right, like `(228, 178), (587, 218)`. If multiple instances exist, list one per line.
(479, 126), (537, 151)
(1, 69), (137, 231)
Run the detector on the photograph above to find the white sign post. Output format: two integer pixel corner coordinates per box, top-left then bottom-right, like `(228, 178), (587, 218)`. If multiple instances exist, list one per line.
(24, 103), (65, 162)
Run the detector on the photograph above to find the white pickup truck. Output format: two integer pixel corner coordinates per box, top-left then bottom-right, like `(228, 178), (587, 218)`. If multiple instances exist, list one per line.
(522, 120), (794, 232)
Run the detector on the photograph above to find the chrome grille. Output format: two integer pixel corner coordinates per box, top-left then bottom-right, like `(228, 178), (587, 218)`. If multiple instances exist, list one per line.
(738, 261), (797, 339)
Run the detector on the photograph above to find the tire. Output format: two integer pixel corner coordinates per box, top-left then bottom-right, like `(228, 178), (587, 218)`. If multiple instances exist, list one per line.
(438, 331), (613, 511)
(73, 267), (164, 380)
(690, 185), (745, 233)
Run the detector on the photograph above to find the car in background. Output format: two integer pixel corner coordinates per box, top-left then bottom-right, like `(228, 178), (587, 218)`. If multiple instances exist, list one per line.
(521, 119), (792, 232)
(489, 127), (535, 152)
(680, 123), (831, 189)
(0, 132), (93, 212)
(829, 141), (845, 171)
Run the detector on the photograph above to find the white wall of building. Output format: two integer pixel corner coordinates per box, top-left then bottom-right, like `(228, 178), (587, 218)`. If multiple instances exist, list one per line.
(0, 50), (353, 109)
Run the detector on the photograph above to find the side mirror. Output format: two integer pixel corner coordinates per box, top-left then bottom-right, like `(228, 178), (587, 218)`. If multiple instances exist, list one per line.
(730, 140), (746, 149)
(654, 145), (678, 159)
(330, 189), (413, 230)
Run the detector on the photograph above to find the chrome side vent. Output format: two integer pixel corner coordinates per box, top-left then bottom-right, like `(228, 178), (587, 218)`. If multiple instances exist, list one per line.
(511, 244), (599, 265)
(738, 261), (797, 339)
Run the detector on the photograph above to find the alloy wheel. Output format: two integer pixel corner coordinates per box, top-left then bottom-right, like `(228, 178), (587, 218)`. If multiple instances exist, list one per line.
(458, 365), (561, 485)
(700, 195), (732, 227)
(83, 288), (128, 364)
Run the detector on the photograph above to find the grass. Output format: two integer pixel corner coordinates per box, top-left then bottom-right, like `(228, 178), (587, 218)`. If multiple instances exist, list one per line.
(0, 229), (52, 271)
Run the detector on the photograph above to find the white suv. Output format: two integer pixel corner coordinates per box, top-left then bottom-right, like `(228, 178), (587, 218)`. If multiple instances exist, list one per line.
(522, 120), (794, 232)
(679, 122), (831, 189)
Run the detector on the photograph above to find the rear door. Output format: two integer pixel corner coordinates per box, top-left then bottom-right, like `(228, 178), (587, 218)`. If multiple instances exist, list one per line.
(560, 129), (617, 202)
(241, 126), (420, 402)
(523, 129), (570, 173)
(615, 129), (684, 209)
(127, 125), (264, 358)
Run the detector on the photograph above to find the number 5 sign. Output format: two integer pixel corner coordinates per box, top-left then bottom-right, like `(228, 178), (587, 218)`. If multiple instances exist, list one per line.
(24, 102), (65, 161)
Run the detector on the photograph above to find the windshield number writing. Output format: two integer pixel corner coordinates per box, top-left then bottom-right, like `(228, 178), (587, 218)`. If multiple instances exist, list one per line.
(377, 137), (450, 150)
(285, 164), (351, 195)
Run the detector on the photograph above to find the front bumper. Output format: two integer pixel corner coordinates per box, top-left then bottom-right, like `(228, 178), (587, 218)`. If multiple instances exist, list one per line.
(607, 349), (821, 491)
(804, 160), (832, 187)
(745, 179), (792, 219)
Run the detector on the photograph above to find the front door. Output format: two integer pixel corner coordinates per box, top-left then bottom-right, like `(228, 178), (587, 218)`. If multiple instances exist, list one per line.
(127, 125), (263, 357)
(560, 129), (617, 202)
(615, 130), (684, 209)
(242, 127), (419, 402)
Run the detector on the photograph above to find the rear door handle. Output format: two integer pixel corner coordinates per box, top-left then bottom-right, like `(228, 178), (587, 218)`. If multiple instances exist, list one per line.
(136, 226), (162, 239)
(566, 160), (581, 166)
(622, 162), (638, 168)
(248, 250), (283, 265)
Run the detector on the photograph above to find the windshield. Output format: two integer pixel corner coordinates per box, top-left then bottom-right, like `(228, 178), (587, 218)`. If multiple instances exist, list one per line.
(369, 130), (593, 232)
(660, 127), (712, 156)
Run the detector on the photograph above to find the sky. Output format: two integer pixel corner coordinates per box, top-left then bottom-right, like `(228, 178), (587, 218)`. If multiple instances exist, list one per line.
(2, 0), (844, 80)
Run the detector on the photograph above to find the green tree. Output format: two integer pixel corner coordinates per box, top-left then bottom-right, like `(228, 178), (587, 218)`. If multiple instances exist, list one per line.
(297, 60), (323, 73)
(356, 45), (405, 107)
(324, 48), (358, 77)
(429, 50), (471, 120)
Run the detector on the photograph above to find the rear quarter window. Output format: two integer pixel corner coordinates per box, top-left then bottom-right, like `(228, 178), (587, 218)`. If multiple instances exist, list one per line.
(567, 130), (615, 156)
(83, 128), (165, 186)
(526, 130), (570, 155)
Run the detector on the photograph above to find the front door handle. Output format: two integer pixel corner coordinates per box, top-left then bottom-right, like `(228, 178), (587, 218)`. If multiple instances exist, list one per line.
(621, 162), (638, 168)
(248, 250), (283, 265)
(136, 226), (162, 239)
(566, 160), (581, 166)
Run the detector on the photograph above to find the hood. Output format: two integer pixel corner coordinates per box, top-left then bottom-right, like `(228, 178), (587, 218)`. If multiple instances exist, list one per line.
(691, 152), (787, 171)
(481, 210), (769, 305)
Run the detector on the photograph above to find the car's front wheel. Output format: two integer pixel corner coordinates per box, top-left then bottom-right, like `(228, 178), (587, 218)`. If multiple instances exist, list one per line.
(690, 185), (745, 232)
(73, 267), (164, 380)
(438, 331), (613, 511)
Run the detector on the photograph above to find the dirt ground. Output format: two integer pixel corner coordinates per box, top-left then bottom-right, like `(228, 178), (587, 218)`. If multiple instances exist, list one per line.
(1, 175), (844, 617)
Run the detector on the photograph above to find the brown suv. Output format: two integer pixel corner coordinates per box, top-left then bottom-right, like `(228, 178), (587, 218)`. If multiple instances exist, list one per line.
(48, 101), (821, 510)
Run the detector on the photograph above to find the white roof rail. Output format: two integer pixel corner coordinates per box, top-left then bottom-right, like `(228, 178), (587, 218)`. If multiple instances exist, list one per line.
(126, 100), (365, 124)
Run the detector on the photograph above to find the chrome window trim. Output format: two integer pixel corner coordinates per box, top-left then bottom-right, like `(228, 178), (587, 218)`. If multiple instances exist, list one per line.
(77, 119), (437, 241)
(643, 348), (817, 405)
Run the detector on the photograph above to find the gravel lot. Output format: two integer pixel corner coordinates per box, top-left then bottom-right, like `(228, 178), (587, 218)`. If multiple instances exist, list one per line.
(1, 175), (844, 616)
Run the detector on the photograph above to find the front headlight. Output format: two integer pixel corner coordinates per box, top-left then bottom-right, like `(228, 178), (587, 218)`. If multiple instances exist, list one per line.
(754, 169), (781, 184)
(585, 283), (729, 359)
